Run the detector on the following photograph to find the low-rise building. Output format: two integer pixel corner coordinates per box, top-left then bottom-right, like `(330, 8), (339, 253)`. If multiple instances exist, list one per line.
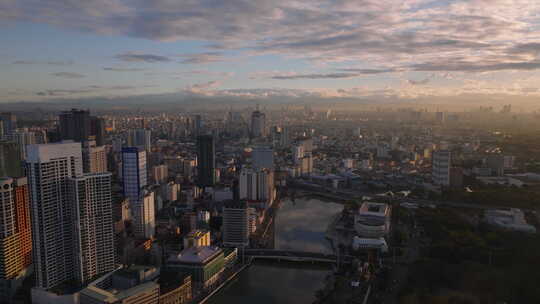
(166, 246), (225, 288)
(485, 208), (536, 233)
(354, 202), (392, 238)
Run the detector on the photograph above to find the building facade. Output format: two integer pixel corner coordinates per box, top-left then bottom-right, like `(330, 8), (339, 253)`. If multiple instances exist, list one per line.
(222, 201), (249, 248)
(432, 150), (451, 186)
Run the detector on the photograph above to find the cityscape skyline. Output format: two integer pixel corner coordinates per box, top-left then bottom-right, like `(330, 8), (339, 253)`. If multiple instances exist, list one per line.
(1, 0), (540, 107)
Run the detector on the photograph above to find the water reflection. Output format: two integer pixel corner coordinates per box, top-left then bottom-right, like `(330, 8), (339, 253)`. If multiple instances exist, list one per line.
(209, 198), (342, 304)
(275, 198), (342, 253)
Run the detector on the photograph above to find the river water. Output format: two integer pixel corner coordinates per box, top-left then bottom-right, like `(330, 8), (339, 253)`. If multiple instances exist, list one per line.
(208, 198), (343, 304)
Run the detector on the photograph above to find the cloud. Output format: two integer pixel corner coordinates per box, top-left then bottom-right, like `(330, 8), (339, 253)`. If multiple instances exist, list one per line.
(179, 52), (225, 64)
(184, 80), (222, 93)
(115, 52), (171, 63)
(35, 84), (158, 96)
(411, 60), (540, 72)
(12, 60), (73, 65)
(407, 78), (430, 85)
(271, 72), (363, 80)
(50, 72), (86, 79)
(103, 67), (147, 71)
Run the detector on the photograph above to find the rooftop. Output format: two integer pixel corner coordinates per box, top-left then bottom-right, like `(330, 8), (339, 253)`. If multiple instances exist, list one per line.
(358, 202), (390, 216)
(168, 246), (222, 264)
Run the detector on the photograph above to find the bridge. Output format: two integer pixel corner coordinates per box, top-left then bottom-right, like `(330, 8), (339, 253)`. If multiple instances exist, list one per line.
(244, 249), (352, 264)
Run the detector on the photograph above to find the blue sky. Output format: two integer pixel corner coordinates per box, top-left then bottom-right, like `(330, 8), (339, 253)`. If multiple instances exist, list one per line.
(1, 0), (540, 103)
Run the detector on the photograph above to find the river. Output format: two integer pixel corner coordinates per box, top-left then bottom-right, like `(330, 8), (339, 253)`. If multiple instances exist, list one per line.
(208, 198), (343, 304)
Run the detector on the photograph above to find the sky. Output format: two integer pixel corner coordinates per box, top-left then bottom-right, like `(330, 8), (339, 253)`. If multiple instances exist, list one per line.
(1, 0), (540, 104)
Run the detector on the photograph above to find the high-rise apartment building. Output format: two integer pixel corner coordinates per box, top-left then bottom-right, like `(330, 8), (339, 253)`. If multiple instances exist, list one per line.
(196, 135), (215, 188)
(68, 173), (115, 284)
(27, 142), (116, 289)
(26, 142), (82, 289)
(250, 110), (266, 138)
(132, 190), (155, 239)
(0, 177), (32, 301)
(152, 164), (168, 184)
(239, 168), (274, 203)
(82, 140), (107, 174)
(432, 150), (451, 186)
(222, 200), (249, 248)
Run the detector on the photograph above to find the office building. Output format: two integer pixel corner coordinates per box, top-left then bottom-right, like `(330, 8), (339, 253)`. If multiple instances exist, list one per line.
(0, 113), (16, 137)
(250, 110), (266, 138)
(59, 109), (91, 143)
(82, 140), (107, 174)
(122, 147), (147, 203)
(0, 177), (32, 302)
(222, 200), (249, 248)
(354, 202), (392, 238)
(432, 150), (451, 186)
(167, 246), (225, 287)
(0, 142), (23, 177)
(152, 164), (168, 184)
(26, 142), (83, 289)
(252, 147), (274, 169)
(80, 265), (160, 304)
(128, 129), (152, 152)
(59, 109), (104, 144)
(196, 135), (215, 188)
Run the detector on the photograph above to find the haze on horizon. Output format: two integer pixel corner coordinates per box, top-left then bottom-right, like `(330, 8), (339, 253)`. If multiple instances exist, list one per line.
(1, 0), (540, 110)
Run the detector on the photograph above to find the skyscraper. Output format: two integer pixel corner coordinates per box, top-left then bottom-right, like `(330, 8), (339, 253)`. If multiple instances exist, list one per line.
(7, 129), (37, 160)
(0, 141), (23, 177)
(0, 177), (32, 300)
(82, 140), (107, 174)
(26, 142), (82, 289)
(432, 150), (451, 186)
(239, 168), (275, 203)
(222, 200), (249, 248)
(122, 147), (147, 203)
(59, 109), (91, 143)
(0, 113), (17, 137)
(59, 109), (104, 144)
(27, 142), (115, 289)
(128, 129), (151, 152)
(250, 110), (266, 138)
(68, 173), (115, 284)
(132, 190), (155, 239)
(196, 135), (215, 188)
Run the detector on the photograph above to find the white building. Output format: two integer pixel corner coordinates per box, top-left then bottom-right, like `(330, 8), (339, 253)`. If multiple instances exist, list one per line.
(354, 202), (392, 238)
(162, 182), (180, 202)
(252, 147), (274, 169)
(239, 168), (275, 204)
(132, 190), (155, 239)
(432, 150), (451, 186)
(222, 201), (249, 248)
(68, 172), (115, 284)
(82, 140), (107, 174)
(26, 142), (83, 289)
(152, 164), (168, 184)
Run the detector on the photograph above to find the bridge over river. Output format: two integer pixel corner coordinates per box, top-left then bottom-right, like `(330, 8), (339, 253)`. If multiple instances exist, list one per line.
(244, 249), (353, 264)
